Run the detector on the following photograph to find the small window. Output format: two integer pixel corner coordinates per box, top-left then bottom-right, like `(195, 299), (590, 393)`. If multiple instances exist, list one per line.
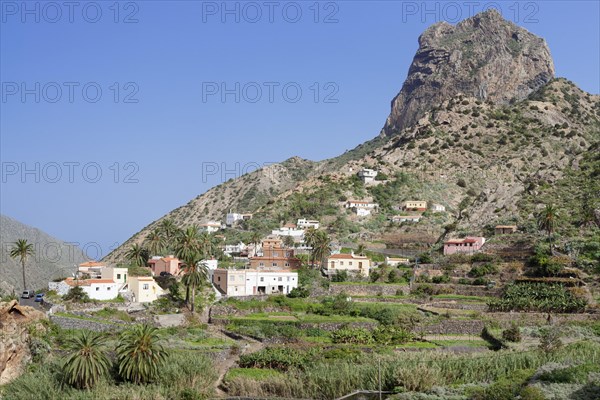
(340, 261), (344, 266)
(278, 277), (282, 281)
(95, 287), (99, 291)
(217, 276), (221, 281)
(259, 262), (264, 267)
(285, 262), (289, 267)
(272, 262), (278, 267)
(143, 284), (149, 290)
(349, 261), (353, 266)
(287, 277), (290, 281)
(117, 274), (121, 279)
(107, 287), (111, 290)
(230, 276), (235, 281)
(260, 277), (264, 282)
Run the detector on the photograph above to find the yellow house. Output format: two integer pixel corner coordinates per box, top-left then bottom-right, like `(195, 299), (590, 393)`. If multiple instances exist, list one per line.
(401, 201), (427, 211)
(325, 253), (371, 277)
(100, 267), (129, 285)
(127, 276), (164, 303)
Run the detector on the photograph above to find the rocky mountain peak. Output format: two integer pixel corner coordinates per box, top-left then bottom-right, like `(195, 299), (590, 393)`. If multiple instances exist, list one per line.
(382, 9), (555, 136)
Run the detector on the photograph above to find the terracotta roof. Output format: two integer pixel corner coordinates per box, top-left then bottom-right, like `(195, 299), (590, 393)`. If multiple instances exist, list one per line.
(79, 261), (105, 267)
(65, 278), (115, 286)
(328, 253), (369, 260)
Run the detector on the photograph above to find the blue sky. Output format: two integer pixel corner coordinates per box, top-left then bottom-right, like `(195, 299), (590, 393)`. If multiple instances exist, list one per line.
(1, 0), (599, 259)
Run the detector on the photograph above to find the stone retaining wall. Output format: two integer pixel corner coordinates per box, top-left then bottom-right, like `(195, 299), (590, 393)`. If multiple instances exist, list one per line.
(329, 284), (410, 296)
(415, 320), (485, 335)
(50, 315), (127, 332)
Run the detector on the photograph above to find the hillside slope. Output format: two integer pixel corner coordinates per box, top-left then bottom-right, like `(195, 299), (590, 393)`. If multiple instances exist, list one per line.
(104, 10), (599, 264)
(0, 215), (87, 293)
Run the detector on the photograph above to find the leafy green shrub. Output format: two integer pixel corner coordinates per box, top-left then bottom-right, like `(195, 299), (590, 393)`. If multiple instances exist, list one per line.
(331, 270), (349, 282)
(432, 274), (451, 284)
(502, 323), (522, 343)
(331, 328), (374, 345)
(538, 362), (600, 384)
(287, 286), (309, 298)
(472, 277), (489, 286)
(63, 286), (90, 302)
(469, 263), (498, 278)
(488, 282), (587, 313)
(539, 327), (563, 353)
(238, 346), (319, 371)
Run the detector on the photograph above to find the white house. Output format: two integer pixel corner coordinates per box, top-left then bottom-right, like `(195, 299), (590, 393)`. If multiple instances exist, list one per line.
(358, 168), (378, 183)
(431, 204), (446, 212)
(126, 276), (164, 303)
(224, 242), (247, 256)
(200, 221), (222, 233)
(345, 200), (378, 209)
(226, 212), (253, 226)
(356, 208), (372, 217)
(212, 269), (298, 297)
(325, 253), (371, 277)
(385, 256), (410, 267)
(49, 278), (122, 301)
(297, 218), (320, 229)
(391, 215), (421, 223)
(272, 224), (305, 239)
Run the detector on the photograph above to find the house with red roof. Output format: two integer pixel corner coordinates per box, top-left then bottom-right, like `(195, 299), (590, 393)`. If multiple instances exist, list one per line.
(443, 237), (486, 255)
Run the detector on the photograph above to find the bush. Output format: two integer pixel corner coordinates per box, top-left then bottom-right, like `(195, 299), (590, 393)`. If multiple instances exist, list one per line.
(287, 287), (309, 298)
(488, 282), (587, 313)
(502, 324), (522, 343)
(432, 274), (450, 284)
(539, 327), (563, 353)
(63, 286), (90, 302)
(331, 328), (373, 345)
(468, 263), (498, 278)
(331, 270), (349, 282)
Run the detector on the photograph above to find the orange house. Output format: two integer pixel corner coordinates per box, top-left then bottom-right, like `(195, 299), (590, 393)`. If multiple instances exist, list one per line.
(147, 256), (183, 276)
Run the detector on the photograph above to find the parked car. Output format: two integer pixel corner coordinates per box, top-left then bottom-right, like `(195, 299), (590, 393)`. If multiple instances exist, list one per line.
(34, 293), (45, 302)
(21, 290), (35, 299)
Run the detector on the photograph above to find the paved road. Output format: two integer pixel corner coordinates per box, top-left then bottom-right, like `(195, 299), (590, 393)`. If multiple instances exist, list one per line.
(18, 296), (44, 310)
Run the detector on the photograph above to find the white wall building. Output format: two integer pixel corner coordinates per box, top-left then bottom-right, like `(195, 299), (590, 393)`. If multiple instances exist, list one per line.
(297, 218), (320, 229)
(200, 221), (222, 233)
(271, 226), (305, 239)
(431, 204), (446, 212)
(226, 212), (253, 226)
(358, 168), (378, 183)
(391, 215), (421, 223)
(212, 269), (298, 297)
(49, 278), (122, 301)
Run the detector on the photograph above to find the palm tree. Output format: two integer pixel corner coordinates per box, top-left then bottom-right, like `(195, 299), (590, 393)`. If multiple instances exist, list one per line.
(249, 231), (262, 257)
(356, 244), (366, 256)
(125, 243), (149, 269)
(10, 239), (35, 290)
(538, 204), (558, 237)
(312, 231), (332, 270)
(283, 235), (296, 248)
(174, 226), (204, 311)
(304, 227), (319, 267)
(62, 331), (110, 390)
(116, 324), (167, 384)
(181, 252), (207, 312)
(145, 229), (166, 257)
(158, 218), (179, 253)
(198, 232), (218, 258)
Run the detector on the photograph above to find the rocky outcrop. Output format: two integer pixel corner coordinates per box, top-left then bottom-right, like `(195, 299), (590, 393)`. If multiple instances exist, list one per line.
(0, 301), (47, 385)
(382, 9), (554, 136)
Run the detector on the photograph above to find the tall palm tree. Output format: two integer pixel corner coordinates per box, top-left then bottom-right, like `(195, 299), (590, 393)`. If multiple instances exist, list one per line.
(538, 204), (558, 237)
(356, 244), (366, 256)
(283, 235), (296, 248)
(175, 226), (204, 311)
(312, 231), (332, 270)
(181, 252), (206, 312)
(158, 218), (179, 253)
(304, 227), (319, 267)
(198, 232), (218, 258)
(116, 324), (167, 384)
(145, 229), (166, 257)
(62, 331), (110, 390)
(125, 243), (149, 269)
(9, 239), (35, 290)
(249, 231), (262, 257)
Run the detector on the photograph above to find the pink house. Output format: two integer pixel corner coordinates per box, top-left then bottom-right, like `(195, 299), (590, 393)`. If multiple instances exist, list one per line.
(147, 256), (182, 276)
(443, 237), (486, 255)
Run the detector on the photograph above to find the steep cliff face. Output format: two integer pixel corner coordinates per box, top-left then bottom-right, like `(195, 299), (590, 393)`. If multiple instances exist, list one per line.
(0, 301), (47, 385)
(382, 9), (554, 136)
